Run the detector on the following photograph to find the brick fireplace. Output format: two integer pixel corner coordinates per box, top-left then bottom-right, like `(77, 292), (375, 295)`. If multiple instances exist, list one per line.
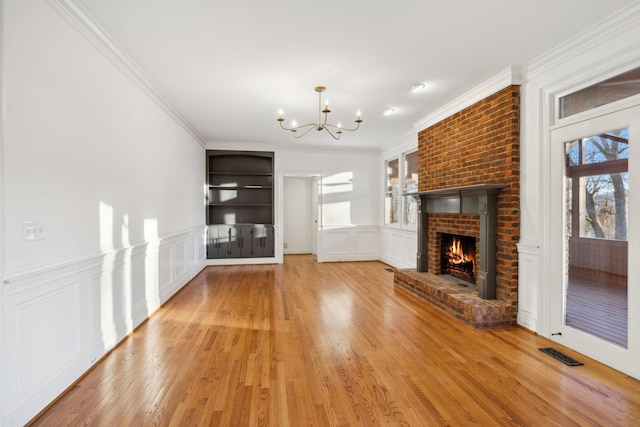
(394, 85), (520, 328)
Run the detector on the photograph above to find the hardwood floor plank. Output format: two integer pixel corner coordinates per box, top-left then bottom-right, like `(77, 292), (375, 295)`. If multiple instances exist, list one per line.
(29, 255), (640, 426)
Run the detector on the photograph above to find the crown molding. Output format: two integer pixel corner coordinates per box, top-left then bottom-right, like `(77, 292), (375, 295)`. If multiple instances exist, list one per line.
(42, 0), (205, 147)
(524, 2), (640, 81)
(207, 140), (380, 155)
(412, 67), (522, 132)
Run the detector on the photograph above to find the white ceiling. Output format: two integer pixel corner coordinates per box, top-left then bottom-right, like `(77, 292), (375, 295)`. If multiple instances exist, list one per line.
(74, 0), (638, 149)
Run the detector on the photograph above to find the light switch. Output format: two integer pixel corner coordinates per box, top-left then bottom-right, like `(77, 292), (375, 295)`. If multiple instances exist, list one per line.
(22, 220), (45, 241)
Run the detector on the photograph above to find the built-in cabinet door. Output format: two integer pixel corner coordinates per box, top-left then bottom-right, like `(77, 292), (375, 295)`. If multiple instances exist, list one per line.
(207, 226), (231, 258)
(250, 226), (274, 257)
(207, 225), (274, 259)
(207, 226), (222, 258)
(228, 226), (243, 258)
(263, 226), (275, 257)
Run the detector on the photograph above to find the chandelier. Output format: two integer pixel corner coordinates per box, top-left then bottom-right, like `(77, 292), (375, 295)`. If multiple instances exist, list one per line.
(277, 86), (362, 140)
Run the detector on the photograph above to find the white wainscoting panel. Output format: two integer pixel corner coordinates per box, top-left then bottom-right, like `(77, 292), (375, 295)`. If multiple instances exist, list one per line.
(379, 227), (417, 269)
(517, 240), (540, 331)
(1, 226), (206, 426)
(16, 282), (80, 396)
(321, 226), (380, 262)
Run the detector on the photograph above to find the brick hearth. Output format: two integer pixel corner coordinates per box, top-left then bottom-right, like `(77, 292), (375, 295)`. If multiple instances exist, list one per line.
(394, 269), (516, 328)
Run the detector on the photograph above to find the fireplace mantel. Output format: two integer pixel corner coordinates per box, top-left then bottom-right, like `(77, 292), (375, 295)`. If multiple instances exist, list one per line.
(410, 184), (507, 299)
(410, 184), (507, 214)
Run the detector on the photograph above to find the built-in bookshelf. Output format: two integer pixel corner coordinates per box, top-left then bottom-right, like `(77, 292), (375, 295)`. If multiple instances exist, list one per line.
(206, 150), (274, 259)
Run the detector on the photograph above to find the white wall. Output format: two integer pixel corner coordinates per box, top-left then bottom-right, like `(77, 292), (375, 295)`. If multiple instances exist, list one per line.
(283, 177), (313, 254)
(1, 1), (206, 425)
(208, 142), (381, 263)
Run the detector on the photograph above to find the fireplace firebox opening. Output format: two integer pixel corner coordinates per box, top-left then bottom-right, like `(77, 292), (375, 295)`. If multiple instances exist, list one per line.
(440, 233), (477, 289)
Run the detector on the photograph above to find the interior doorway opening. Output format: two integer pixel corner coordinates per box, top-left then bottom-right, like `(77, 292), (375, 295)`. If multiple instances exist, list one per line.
(283, 175), (320, 258)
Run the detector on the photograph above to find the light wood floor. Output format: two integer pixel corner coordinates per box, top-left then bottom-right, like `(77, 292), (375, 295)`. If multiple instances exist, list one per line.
(31, 255), (640, 426)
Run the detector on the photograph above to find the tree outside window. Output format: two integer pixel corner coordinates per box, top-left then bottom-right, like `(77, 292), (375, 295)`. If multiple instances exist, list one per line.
(565, 128), (629, 240)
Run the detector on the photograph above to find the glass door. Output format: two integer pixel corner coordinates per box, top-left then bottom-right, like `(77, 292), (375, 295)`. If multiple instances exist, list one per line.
(550, 105), (639, 379)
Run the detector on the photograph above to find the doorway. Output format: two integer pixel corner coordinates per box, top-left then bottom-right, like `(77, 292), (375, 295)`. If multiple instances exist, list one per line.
(549, 103), (639, 378)
(283, 175), (319, 256)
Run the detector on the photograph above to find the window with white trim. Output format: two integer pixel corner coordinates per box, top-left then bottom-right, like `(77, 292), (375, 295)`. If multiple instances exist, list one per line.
(559, 66), (640, 119)
(385, 149), (419, 228)
(385, 158), (400, 225)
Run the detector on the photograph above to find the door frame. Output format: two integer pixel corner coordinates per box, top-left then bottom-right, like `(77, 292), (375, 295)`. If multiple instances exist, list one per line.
(277, 171), (322, 263)
(547, 102), (640, 379)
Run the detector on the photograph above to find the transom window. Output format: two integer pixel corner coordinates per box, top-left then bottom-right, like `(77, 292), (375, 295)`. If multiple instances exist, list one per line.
(559, 66), (640, 119)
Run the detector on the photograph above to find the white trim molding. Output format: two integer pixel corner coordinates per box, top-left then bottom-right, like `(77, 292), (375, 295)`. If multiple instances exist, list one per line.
(412, 67), (523, 131)
(516, 240), (540, 332)
(525, 1), (640, 82)
(321, 225), (380, 262)
(379, 227), (417, 269)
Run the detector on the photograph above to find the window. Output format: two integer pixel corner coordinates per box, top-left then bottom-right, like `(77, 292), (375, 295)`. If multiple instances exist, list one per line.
(565, 129), (629, 240)
(385, 158), (399, 225)
(559, 67), (640, 119)
(385, 150), (419, 227)
(403, 150), (419, 227)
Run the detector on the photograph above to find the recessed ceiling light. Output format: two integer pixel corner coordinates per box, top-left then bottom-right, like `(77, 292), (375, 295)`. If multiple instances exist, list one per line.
(410, 83), (426, 93)
(382, 108), (395, 116)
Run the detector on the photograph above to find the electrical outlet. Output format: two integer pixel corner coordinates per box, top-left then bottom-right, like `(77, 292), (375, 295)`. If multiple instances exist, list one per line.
(284, 243), (288, 249)
(22, 220), (45, 242)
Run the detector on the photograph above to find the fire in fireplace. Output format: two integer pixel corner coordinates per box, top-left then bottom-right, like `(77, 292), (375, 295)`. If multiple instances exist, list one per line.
(441, 233), (476, 287)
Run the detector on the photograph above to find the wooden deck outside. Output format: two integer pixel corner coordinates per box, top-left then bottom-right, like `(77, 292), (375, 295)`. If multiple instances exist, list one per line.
(30, 255), (640, 426)
(567, 275), (628, 347)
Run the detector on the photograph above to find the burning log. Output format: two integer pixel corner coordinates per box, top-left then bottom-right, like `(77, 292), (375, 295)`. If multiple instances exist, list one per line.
(441, 235), (476, 284)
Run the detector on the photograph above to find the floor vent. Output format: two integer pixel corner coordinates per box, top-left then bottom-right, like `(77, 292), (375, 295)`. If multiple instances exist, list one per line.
(384, 268), (394, 272)
(539, 347), (584, 366)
